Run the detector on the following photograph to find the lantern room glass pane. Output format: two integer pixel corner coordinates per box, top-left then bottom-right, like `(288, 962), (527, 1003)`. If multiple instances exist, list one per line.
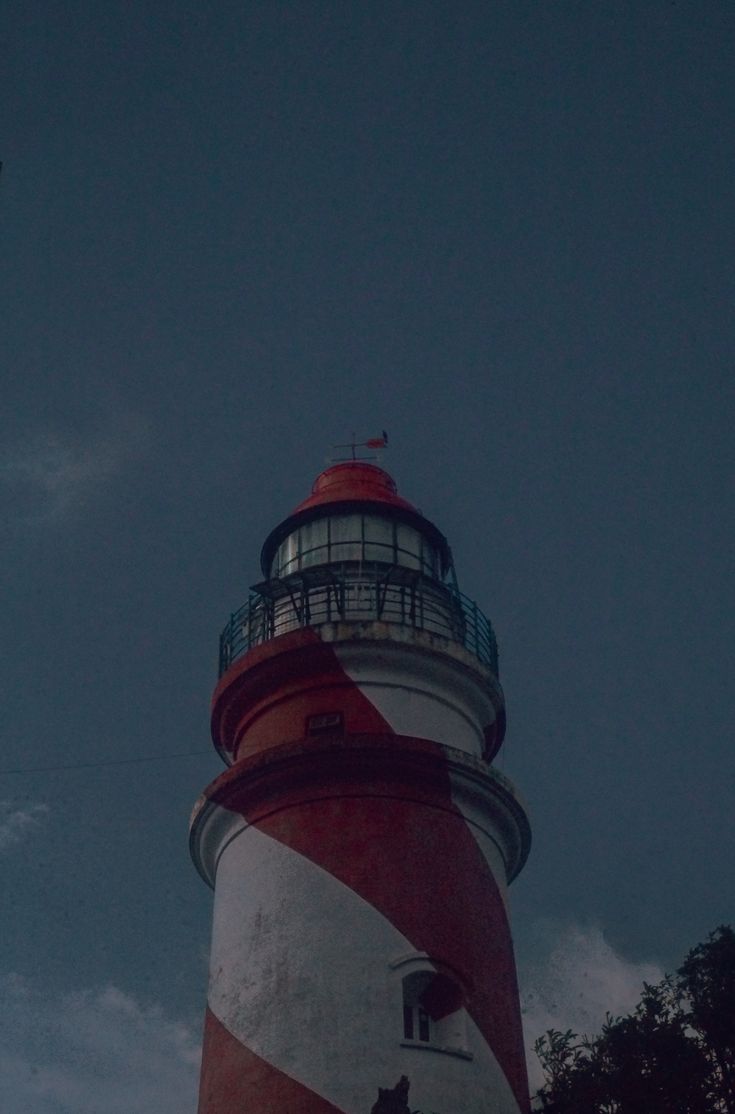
(396, 523), (422, 570)
(299, 520), (329, 569)
(363, 515), (394, 563)
(420, 538), (438, 577)
(275, 531), (299, 577)
(329, 514), (362, 563)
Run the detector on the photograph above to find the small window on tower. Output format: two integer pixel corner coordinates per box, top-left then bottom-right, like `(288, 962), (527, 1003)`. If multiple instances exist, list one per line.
(306, 712), (343, 736)
(400, 968), (469, 1055)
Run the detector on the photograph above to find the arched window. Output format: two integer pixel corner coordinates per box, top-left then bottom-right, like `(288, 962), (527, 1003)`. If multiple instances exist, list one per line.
(400, 969), (468, 1052)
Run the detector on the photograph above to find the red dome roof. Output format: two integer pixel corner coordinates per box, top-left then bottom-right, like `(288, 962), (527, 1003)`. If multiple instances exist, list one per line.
(291, 462), (417, 515)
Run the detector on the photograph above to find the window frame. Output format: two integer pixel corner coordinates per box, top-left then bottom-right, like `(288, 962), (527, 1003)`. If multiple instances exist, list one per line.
(390, 952), (473, 1060)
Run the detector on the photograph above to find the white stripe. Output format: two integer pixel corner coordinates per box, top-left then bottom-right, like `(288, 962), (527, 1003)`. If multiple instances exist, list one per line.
(447, 768), (512, 916)
(331, 641), (494, 758)
(207, 817), (522, 1114)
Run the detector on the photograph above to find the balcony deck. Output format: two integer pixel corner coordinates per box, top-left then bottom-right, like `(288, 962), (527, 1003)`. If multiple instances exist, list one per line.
(218, 564), (498, 677)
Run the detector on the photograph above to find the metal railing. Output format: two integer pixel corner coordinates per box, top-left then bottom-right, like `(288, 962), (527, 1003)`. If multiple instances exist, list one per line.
(219, 566), (498, 677)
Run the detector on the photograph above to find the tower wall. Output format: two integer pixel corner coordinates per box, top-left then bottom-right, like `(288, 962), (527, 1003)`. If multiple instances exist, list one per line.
(191, 735), (530, 1114)
(211, 623), (505, 765)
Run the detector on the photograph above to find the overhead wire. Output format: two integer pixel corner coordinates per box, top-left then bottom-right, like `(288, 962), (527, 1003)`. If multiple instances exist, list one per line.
(0, 750), (212, 776)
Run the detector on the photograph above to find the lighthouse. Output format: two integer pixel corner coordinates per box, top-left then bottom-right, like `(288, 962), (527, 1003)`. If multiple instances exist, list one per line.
(190, 461), (531, 1114)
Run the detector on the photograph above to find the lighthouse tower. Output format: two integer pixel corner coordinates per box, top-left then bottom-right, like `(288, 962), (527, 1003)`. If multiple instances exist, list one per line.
(190, 461), (531, 1114)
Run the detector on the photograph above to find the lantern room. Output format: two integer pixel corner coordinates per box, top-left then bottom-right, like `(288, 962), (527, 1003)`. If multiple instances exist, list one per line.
(260, 462), (454, 582)
(218, 462), (499, 687)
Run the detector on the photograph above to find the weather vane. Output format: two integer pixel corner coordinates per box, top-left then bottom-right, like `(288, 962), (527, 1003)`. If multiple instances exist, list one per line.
(331, 430), (389, 462)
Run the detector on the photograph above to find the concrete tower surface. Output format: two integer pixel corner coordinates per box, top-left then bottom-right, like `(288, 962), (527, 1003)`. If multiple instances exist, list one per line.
(190, 462), (531, 1114)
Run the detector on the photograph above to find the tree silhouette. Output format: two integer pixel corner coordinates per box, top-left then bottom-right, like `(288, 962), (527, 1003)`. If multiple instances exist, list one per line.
(533, 926), (735, 1113)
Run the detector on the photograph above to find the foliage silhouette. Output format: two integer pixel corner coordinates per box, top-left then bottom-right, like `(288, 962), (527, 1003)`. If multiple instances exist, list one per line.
(533, 926), (735, 1113)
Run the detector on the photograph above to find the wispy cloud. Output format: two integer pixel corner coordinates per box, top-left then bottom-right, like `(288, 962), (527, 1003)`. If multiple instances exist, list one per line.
(520, 922), (664, 1092)
(0, 416), (149, 524)
(0, 801), (49, 852)
(0, 976), (200, 1114)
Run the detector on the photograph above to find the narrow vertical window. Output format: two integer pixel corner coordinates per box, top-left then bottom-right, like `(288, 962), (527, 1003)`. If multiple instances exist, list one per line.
(402, 972), (433, 1043)
(403, 1004), (414, 1040)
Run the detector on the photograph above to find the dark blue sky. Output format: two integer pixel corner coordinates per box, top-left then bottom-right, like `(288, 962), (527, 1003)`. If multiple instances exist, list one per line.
(2, 3), (734, 1109)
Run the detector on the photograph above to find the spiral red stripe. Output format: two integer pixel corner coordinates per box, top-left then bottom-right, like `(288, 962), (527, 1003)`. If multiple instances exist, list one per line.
(211, 628), (396, 763)
(198, 1007), (347, 1114)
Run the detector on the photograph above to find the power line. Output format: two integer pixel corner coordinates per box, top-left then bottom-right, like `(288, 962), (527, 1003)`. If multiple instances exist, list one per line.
(0, 750), (212, 776)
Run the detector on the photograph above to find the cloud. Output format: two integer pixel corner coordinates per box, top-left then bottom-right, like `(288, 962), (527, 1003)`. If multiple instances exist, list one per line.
(519, 922), (664, 1093)
(0, 976), (200, 1114)
(0, 801), (49, 852)
(0, 922), (663, 1109)
(0, 417), (149, 524)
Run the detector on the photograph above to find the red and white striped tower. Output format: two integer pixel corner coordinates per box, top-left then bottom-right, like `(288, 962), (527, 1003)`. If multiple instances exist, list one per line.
(190, 461), (531, 1114)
